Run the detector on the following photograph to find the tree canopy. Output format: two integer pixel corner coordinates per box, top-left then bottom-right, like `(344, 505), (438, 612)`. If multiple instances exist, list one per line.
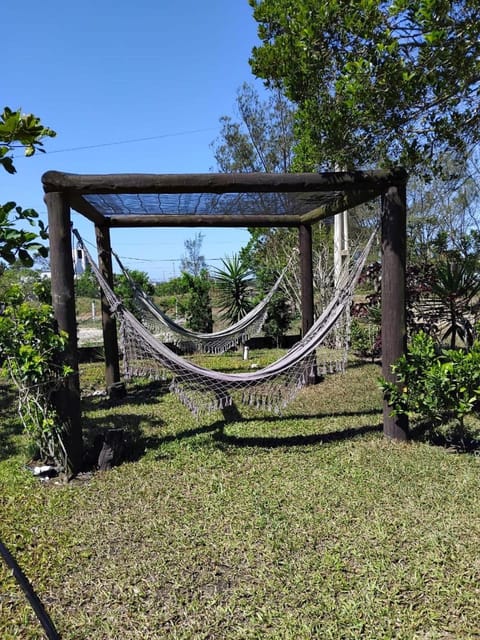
(211, 82), (295, 173)
(249, 0), (480, 174)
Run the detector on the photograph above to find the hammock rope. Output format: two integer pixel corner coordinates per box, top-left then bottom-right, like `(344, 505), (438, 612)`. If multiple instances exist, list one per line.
(110, 247), (292, 353)
(73, 227), (377, 415)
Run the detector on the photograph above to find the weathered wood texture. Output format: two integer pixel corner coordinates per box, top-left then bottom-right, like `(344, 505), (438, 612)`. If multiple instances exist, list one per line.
(299, 224), (319, 385)
(299, 224), (314, 336)
(97, 429), (125, 471)
(44, 191), (83, 474)
(381, 184), (408, 440)
(42, 168), (408, 195)
(108, 214), (301, 228)
(94, 224), (123, 392)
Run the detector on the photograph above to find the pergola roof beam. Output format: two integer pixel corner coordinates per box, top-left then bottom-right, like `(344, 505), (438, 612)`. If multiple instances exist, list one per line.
(42, 168), (408, 196)
(108, 214), (301, 228)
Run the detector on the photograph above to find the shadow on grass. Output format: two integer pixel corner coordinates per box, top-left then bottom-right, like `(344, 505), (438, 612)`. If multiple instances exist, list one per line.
(146, 402), (383, 459)
(213, 423), (383, 448)
(212, 406), (383, 449)
(408, 421), (480, 454)
(81, 408), (170, 469)
(81, 379), (171, 412)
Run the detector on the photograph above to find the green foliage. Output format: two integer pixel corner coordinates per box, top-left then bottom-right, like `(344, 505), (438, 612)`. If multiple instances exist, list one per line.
(214, 254), (254, 324)
(380, 331), (480, 444)
(0, 265), (44, 301)
(181, 232), (207, 276)
(249, 0), (480, 174)
(0, 286), (72, 469)
(0, 106), (55, 266)
(74, 265), (99, 298)
(263, 291), (294, 346)
(350, 318), (381, 360)
(181, 269), (213, 332)
(0, 201), (49, 266)
(430, 256), (480, 348)
(0, 106), (55, 173)
(113, 269), (154, 313)
(211, 82), (295, 173)
(154, 276), (187, 297)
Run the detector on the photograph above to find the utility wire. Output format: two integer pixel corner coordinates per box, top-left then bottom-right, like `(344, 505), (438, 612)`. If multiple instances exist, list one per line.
(13, 127), (217, 158)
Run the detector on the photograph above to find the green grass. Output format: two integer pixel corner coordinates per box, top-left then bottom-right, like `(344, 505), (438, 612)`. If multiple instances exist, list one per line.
(1, 356), (480, 639)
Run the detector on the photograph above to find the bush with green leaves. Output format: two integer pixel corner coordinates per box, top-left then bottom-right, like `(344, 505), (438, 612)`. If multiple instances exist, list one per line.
(263, 291), (294, 347)
(113, 269), (154, 313)
(380, 331), (480, 447)
(181, 269), (213, 333)
(0, 285), (72, 469)
(75, 265), (99, 298)
(350, 318), (381, 360)
(154, 276), (187, 297)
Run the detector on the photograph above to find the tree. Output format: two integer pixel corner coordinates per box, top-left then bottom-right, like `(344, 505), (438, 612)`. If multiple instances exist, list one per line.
(262, 291), (294, 347)
(214, 254), (254, 324)
(113, 269), (154, 313)
(407, 154), (480, 264)
(249, 0), (480, 175)
(212, 84), (304, 316)
(0, 107), (56, 265)
(181, 232), (207, 276)
(181, 270), (213, 333)
(75, 265), (99, 298)
(211, 82), (295, 173)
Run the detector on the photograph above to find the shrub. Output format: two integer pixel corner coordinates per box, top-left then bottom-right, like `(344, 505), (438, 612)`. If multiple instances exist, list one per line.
(263, 292), (294, 347)
(0, 285), (72, 470)
(380, 331), (480, 448)
(181, 269), (213, 333)
(75, 265), (99, 298)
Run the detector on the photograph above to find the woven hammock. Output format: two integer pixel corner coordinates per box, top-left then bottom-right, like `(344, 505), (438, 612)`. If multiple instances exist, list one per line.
(75, 228), (377, 415)
(110, 248), (289, 354)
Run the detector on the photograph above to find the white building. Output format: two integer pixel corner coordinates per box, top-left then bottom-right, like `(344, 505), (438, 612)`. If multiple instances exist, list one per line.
(73, 243), (86, 276)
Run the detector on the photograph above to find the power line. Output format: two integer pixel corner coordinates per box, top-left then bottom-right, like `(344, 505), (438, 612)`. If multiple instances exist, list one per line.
(13, 126), (218, 157)
(76, 234), (224, 265)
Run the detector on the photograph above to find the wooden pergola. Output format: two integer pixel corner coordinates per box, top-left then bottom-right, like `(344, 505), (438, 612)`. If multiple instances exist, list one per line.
(42, 168), (408, 474)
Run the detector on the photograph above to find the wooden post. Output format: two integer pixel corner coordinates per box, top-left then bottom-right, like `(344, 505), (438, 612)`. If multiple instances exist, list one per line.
(94, 224), (124, 396)
(300, 223), (317, 384)
(45, 192), (83, 474)
(381, 183), (408, 440)
(299, 224), (314, 336)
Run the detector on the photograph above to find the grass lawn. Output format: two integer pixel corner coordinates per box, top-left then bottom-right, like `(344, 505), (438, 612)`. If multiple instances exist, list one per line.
(1, 353), (479, 639)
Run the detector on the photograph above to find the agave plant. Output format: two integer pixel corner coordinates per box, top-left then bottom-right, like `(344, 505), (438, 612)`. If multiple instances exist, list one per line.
(430, 257), (480, 348)
(214, 254), (254, 324)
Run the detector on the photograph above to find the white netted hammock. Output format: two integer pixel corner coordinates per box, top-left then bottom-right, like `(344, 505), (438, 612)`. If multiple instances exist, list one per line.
(110, 247), (290, 354)
(74, 228), (377, 416)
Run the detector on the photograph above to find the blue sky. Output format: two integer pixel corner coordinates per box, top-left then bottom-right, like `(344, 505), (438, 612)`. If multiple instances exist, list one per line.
(4, 1), (265, 281)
